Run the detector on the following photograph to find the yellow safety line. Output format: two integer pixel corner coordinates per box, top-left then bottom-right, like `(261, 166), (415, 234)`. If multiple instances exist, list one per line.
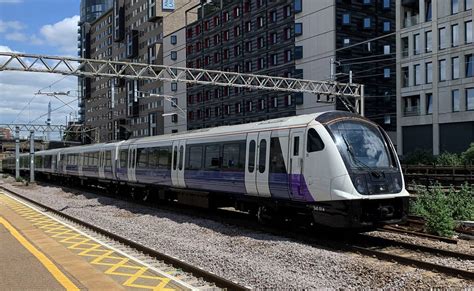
(0, 216), (79, 291)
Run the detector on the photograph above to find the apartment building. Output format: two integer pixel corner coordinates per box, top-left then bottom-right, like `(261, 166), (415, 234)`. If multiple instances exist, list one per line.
(396, 0), (473, 155)
(163, 27), (190, 134)
(81, 0), (197, 142)
(184, 0), (397, 137)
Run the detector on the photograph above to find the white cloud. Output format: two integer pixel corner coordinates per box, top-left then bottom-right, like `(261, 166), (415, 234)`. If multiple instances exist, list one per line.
(0, 45), (78, 131)
(0, 20), (25, 33)
(5, 31), (27, 42)
(39, 15), (80, 55)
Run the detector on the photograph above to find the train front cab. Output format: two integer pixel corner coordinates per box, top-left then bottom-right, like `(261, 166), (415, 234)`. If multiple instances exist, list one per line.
(305, 113), (409, 229)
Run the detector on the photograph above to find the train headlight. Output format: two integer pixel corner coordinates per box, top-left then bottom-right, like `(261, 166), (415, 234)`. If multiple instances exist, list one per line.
(354, 175), (367, 195)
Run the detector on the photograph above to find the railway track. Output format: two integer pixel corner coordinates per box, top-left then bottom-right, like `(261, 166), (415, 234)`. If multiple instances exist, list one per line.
(0, 186), (250, 291)
(349, 235), (474, 280)
(2, 181), (473, 282)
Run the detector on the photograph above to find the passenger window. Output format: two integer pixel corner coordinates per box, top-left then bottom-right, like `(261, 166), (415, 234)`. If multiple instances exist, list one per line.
(120, 150), (127, 168)
(205, 144), (221, 170)
(137, 148), (148, 168)
(270, 137), (286, 173)
(293, 136), (300, 156)
(307, 128), (325, 152)
(172, 147), (177, 170)
(159, 147), (172, 168)
(179, 146), (184, 170)
(187, 146), (203, 170)
(248, 140), (256, 173)
(259, 139), (267, 173)
(223, 143), (242, 170)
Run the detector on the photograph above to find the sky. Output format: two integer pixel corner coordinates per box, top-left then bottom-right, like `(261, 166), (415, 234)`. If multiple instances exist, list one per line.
(0, 0), (81, 138)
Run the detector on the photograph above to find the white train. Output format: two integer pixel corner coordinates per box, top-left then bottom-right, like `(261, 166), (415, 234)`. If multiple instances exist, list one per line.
(2, 111), (409, 228)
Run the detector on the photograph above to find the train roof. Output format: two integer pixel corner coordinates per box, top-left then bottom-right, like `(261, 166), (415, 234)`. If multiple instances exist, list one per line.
(34, 111), (361, 152)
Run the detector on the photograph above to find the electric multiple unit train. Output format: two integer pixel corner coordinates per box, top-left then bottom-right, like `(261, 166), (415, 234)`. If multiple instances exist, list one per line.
(2, 111), (409, 228)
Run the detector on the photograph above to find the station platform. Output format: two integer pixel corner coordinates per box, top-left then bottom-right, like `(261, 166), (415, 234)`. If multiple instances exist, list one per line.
(0, 191), (194, 290)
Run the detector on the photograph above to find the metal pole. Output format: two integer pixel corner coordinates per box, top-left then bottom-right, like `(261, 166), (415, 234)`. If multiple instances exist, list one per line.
(360, 85), (365, 117)
(330, 58), (335, 81)
(15, 126), (20, 179)
(29, 130), (35, 183)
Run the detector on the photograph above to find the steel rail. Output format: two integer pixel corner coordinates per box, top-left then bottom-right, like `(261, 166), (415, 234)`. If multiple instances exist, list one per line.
(351, 245), (474, 280)
(380, 225), (458, 244)
(0, 186), (250, 291)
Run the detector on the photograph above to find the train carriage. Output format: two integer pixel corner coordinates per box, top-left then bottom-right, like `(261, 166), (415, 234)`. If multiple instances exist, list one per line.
(1, 111), (410, 229)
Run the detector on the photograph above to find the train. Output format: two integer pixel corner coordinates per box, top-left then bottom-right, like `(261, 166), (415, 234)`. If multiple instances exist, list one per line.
(1, 111), (409, 228)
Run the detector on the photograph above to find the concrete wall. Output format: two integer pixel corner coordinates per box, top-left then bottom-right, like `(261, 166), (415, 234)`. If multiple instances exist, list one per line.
(295, 0), (336, 115)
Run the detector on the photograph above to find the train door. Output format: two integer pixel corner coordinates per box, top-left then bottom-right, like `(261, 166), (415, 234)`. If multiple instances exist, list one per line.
(78, 153), (84, 176)
(98, 150), (105, 179)
(245, 133), (258, 195)
(256, 131), (271, 197)
(127, 145), (137, 182)
(289, 129), (304, 199)
(171, 140), (186, 188)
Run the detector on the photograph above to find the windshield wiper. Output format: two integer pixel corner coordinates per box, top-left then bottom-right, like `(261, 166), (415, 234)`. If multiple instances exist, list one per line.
(341, 134), (383, 178)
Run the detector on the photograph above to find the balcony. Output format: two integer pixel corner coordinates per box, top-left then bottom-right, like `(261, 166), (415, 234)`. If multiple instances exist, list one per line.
(404, 106), (420, 117)
(403, 15), (419, 28)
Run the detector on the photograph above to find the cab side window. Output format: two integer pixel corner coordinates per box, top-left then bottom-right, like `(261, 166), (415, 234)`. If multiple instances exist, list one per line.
(307, 128), (324, 152)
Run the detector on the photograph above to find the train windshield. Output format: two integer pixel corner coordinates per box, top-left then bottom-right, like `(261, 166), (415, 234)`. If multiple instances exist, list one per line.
(328, 120), (393, 169)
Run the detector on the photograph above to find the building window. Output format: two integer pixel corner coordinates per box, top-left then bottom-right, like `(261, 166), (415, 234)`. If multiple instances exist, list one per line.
(258, 37), (265, 48)
(439, 27), (447, 49)
(272, 97), (278, 108)
(383, 45), (390, 54)
(285, 94), (292, 106)
(246, 61), (252, 72)
(295, 23), (303, 36)
(284, 27), (291, 40)
(426, 62), (432, 83)
(414, 64), (421, 85)
(285, 50), (292, 62)
(259, 99), (265, 111)
(257, 16), (264, 28)
(426, 0), (432, 21)
(363, 17), (371, 29)
(247, 101), (253, 112)
(343, 38), (350, 46)
(170, 35), (177, 45)
(258, 58), (265, 69)
(425, 30), (432, 52)
(466, 0), (472, 10)
(452, 57), (460, 79)
(171, 51), (177, 60)
(466, 21), (472, 43)
(439, 59), (447, 81)
(223, 30), (229, 41)
(245, 21), (251, 32)
(244, 41), (252, 53)
(235, 102), (242, 113)
(452, 24), (459, 46)
(171, 82), (177, 91)
(402, 66), (409, 87)
(234, 6), (241, 18)
(383, 21), (390, 32)
(270, 54), (278, 66)
(452, 89), (460, 111)
(384, 68), (391, 78)
(383, 0), (390, 9)
(363, 0), (371, 4)
(426, 93), (433, 114)
(401, 37), (408, 57)
(270, 11), (277, 22)
(413, 34), (420, 55)
(294, 0), (302, 13)
(342, 13), (350, 25)
(223, 11), (229, 22)
(467, 88), (474, 110)
(295, 46), (303, 59)
(270, 33), (278, 44)
(234, 26), (241, 37)
(452, 0), (459, 14)
(466, 54), (473, 77)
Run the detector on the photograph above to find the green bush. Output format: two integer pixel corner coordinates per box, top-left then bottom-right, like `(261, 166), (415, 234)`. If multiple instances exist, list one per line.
(447, 183), (474, 221)
(436, 152), (463, 166)
(462, 143), (474, 165)
(15, 176), (23, 183)
(411, 184), (455, 237)
(402, 149), (436, 165)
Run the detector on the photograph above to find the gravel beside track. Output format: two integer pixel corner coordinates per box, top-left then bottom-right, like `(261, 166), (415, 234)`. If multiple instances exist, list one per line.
(1, 177), (472, 289)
